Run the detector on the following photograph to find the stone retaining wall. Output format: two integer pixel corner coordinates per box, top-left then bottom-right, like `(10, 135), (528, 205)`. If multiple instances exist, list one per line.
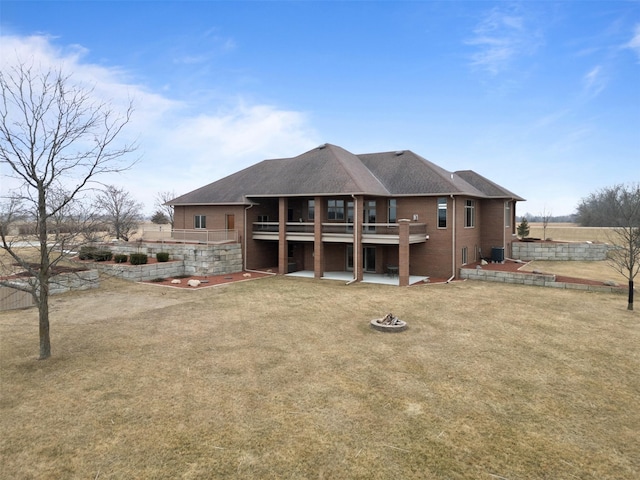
(460, 267), (623, 294)
(89, 242), (243, 281)
(91, 261), (184, 282)
(1, 269), (100, 310)
(512, 241), (609, 261)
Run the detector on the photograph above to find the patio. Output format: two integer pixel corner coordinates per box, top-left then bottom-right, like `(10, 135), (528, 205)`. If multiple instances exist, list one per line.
(286, 270), (429, 286)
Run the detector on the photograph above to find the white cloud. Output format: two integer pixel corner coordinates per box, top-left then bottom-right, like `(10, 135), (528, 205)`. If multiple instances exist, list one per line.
(582, 65), (607, 99)
(0, 34), (319, 214)
(466, 6), (542, 75)
(625, 23), (640, 62)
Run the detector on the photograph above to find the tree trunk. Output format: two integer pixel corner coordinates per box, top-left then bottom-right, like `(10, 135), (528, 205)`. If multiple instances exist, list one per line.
(37, 185), (52, 359)
(629, 280), (634, 311)
(38, 282), (51, 359)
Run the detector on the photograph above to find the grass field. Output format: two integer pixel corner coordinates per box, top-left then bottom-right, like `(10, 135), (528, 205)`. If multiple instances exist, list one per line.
(527, 223), (616, 243)
(1, 274), (638, 479)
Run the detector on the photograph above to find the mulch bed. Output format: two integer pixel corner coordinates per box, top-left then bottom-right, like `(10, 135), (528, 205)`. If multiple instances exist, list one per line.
(142, 270), (276, 289)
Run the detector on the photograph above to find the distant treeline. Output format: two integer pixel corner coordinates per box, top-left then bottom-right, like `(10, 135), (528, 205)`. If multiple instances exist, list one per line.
(516, 214), (577, 223)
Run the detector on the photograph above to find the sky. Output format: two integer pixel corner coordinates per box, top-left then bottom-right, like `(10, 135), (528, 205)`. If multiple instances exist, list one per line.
(1, 0), (639, 217)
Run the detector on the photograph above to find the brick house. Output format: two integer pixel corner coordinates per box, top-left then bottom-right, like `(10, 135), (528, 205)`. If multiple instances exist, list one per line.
(168, 144), (524, 285)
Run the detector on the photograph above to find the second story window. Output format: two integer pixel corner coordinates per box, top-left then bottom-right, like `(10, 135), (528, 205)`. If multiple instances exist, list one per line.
(328, 199), (345, 220)
(308, 199), (315, 221)
(465, 200), (476, 228)
(194, 215), (206, 229)
(437, 197), (447, 228)
(388, 199), (397, 223)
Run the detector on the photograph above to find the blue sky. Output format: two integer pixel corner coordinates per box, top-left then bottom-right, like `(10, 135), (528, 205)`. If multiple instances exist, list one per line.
(1, 1), (639, 216)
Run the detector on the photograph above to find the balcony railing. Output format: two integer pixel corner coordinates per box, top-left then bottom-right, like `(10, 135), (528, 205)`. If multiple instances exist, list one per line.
(170, 229), (238, 244)
(252, 222), (428, 241)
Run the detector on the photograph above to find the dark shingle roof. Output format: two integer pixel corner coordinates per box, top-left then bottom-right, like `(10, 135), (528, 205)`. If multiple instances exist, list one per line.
(168, 144), (524, 205)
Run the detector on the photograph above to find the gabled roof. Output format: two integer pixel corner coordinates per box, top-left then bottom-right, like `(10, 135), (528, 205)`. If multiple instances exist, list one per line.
(168, 144), (524, 205)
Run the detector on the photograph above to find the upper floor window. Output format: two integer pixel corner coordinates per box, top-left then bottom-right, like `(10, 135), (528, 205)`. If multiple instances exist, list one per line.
(437, 197), (447, 228)
(328, 199), (345, 220)
(388, 199), (397, 223)
(505, 201), (511, 227)
(194, 215), (206, 229)
(465, 200), (476, 228)
(308, 199), (315, 221)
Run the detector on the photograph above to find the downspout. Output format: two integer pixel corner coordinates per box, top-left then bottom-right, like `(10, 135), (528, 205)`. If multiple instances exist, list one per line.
(446, 194), (456, 283)
(346, 194), (358, 285)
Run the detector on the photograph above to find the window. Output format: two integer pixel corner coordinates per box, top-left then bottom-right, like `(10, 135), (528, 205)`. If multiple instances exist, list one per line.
(462, 246), (468, 265)
(388, 199), (397, 223)
(328, 199), (345, 220)
(257, 215), (269, 230)
(465, 199), (476, 228)
(308, 200), (315, 221)
(505, 201), (511, 227)
(194, 215), (206, 229)
(437, 197), (447, 228)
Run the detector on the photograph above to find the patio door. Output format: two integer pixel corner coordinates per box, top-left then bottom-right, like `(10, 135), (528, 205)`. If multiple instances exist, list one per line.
(363, 246), (376, 272)
(346, 245), (376, 272)
(346, 245), (354, 271)
(346, 245), (376, 273)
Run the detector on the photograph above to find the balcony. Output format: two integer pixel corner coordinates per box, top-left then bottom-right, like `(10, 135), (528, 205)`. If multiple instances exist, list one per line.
(169, 229), (239, 244)
(252, 222), (428, 244)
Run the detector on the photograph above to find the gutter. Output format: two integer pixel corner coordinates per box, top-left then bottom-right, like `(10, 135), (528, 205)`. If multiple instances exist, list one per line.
(450, 194), (456, 281)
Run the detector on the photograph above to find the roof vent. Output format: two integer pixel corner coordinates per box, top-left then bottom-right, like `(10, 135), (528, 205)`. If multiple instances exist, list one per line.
(318, 143), (327, 149)
(395, 150), (404, 156)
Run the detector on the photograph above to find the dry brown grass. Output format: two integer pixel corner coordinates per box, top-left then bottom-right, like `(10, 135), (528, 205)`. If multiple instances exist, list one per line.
(528, 223), (616, 243)
(1, 275), (638, 479)
(519, 259), (629, 284)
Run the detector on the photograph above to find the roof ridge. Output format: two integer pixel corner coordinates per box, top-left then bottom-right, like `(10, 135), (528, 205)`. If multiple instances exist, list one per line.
(324, 144), (390, 195)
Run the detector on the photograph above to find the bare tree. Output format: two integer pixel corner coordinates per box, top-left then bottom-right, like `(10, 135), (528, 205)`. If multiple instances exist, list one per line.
(94, 185), (143, 241)
(0, 63), (135, 359)
(155, 190), (175, 228)
(602, 184), (640, 311)
(540, 206), (552, 241)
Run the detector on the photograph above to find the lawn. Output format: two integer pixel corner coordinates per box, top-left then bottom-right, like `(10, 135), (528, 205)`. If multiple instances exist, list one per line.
(1, 275), (638, 479)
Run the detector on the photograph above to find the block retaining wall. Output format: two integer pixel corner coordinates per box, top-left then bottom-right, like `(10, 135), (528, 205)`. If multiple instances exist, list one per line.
(89, 242), (243, 282)
(459, 267), (623, 294)
(1, 270), (100, 311)
(512, 241), (609, 261)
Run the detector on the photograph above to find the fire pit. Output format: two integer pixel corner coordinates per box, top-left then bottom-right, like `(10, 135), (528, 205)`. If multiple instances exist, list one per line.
(370, 313), (407, 332)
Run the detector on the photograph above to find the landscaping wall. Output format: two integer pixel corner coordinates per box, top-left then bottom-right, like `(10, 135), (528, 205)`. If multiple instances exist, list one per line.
(459, 267), (622, 293)
(91, 261), (184, 282)
(0, 270), (99, 311)
(101, 242), (243, 279)
(512, 241), (609, 261)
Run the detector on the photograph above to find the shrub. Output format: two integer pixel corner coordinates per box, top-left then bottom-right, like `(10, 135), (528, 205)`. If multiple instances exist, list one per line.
(129, 253), (148, 265)
(113, 254), (128, 264)
(150, 277), (166, 282)
(78, 246), (98, 260)
(93, 250), (113, 262)
(156, 252), (170, 262)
